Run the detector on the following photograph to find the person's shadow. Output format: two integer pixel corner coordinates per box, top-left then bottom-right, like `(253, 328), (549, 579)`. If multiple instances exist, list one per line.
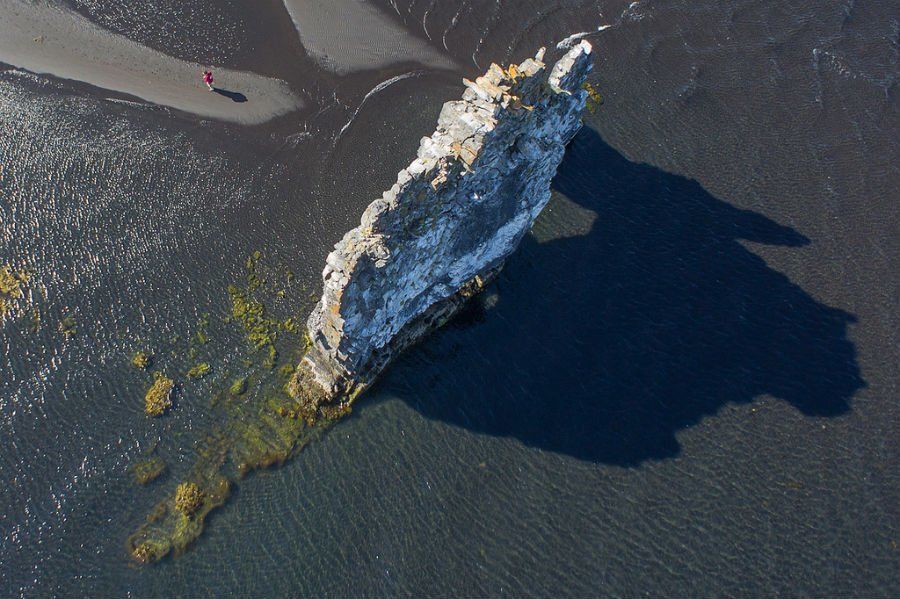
(376, 127), (865, 466)
(213, 88), (247, 103)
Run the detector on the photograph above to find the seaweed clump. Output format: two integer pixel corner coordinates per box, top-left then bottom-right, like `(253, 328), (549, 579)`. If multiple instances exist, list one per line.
(132, 539), (169, 564)
(224, 252), (314, 372)
(582, 81), (603, 114)
(145, 373), (175, 416)
(230, 391), (322, 477)
(0, 266), (29, 321)
(186, 363), (211, 379)
(132, 456), (166, 485)
(174, 482), (204, 515)
(132, 351), (152, 370)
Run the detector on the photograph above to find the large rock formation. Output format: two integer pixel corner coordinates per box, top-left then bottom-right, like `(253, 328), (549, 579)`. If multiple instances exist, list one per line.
(293, 41), (593, 404)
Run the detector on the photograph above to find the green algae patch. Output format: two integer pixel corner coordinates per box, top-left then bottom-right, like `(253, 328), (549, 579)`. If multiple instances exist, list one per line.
(187, 362), (211, 379)
(58, 316), (77, 338)
(192, 313), (211, 346)
(127, 253), (339, 564)
(263, 344), (278, 370)
(229, 285), (279, 352)
(128, 430), (233, 564)
(282, 317), (301, 334)
(145, 372), (175, 416)
(226, 252), (305, 371)
(320, 402), (353, 422)
(231, 397), (311, 476)
(276, 363), (296, 385)
(132, 456), (166, 485)
(229, 376), (248, 396)
(131, 351), (152, 370)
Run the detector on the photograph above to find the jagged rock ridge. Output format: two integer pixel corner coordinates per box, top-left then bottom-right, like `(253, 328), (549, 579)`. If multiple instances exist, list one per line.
(293, 41), (593, 403)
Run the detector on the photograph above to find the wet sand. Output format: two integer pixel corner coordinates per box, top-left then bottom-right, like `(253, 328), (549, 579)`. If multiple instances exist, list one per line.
(280, 0), (458, 74)
(0, 1), (303, 124)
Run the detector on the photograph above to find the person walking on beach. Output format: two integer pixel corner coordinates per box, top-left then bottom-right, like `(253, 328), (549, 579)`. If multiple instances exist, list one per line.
(202, 69), (214, 91)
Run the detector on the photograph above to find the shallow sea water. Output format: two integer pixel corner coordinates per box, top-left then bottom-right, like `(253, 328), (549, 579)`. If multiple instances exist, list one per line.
(1, 0), (897, 595)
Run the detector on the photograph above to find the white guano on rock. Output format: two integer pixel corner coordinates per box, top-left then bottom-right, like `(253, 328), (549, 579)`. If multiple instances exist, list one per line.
(294, 41), (594, 403)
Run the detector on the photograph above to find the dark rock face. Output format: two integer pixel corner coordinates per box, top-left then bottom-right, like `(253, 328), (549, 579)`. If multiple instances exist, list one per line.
(295, 41), (593, 402)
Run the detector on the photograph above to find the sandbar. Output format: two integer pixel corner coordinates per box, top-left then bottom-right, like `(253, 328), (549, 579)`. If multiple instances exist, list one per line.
(0, 1), (303, 125)
(281, 0), (458, 74)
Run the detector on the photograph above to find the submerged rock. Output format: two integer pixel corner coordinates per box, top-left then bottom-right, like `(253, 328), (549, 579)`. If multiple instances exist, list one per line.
(293, 41), (594, 404)
(174, 482), (204, 516)
(145, 372), (175, 416)
(186, 362), (211, 379)
(132, 456), (166, 485)
(0, 266), (29, 321)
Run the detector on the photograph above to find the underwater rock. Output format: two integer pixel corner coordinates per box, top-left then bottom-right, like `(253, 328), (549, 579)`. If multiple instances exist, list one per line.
(294, 41), (594, 403)
(128, 474), (230, 563)
(132, 456), (166, 485)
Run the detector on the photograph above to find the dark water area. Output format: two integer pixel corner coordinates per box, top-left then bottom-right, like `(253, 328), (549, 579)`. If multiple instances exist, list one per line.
(1, 0), (897, 595)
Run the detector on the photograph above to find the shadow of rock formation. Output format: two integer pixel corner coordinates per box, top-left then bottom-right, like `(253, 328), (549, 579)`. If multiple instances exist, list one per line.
(376, 127), (864, 466)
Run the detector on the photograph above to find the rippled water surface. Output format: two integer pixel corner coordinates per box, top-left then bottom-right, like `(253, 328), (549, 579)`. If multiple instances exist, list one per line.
(1, 0), (897, 595)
